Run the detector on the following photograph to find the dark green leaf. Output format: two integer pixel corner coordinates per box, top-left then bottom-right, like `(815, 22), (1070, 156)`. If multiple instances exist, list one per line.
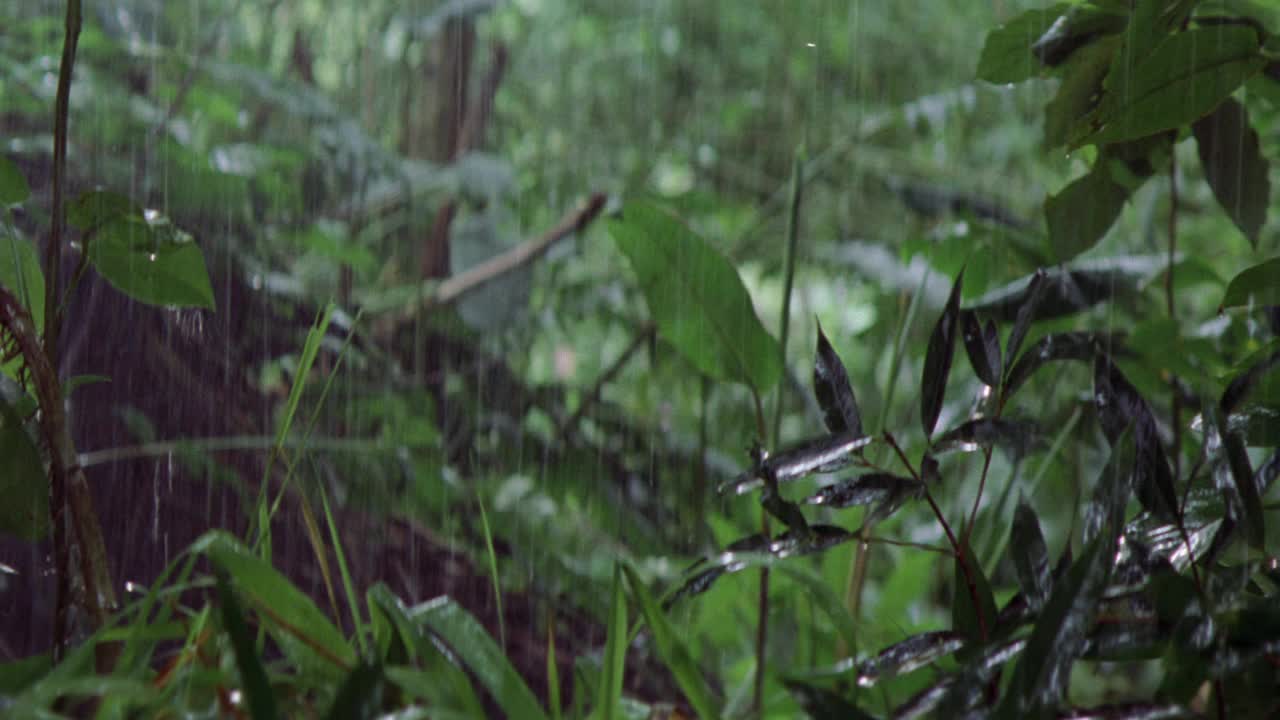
(215, 569), (279, 720)
(969, 256), (1169, 323)
(1194, 98), (1269, 247)
(952, 539), (998, 642)
(813, 322), (862, 436)
(961, 311), (1002, 387)
(718, 431), (875, 495)
(666, 527), (855, 606)
(88, 215), (215, 309)
(1221, 350), (1280, 415)
(0, 156), (30, 207)
(0, 232), (45, 335)
(1011, 496), (1051, 611)
(1030, 5), (1127, 67)
(783, 680), (876, 720)
(1083, 425), (1136, 548)
(598, 566), (626, 720)
(608, 201), (782, 391)
(854, 631), (966, 687)
(1004, 331), (1111, 399)
(622, 565), (720, 720)
(1093, 356), (1177, 521)
(1044, 37), (1119, 150)
(1215, 407), (1265, 550)
(67, 190), (141, 230)
(1075, 26), (1265, 147)
(976, 4), (1071, 83)
(1081, 621), (1165, 662)
(324, 662), (384, 720)
(932, 417), (1043, 458)
(1044, 165), (1127, 262)
(0, 397), (48, 540)
(922, 269), (964, 437)
(1002, 269), (1049, 377)
(803, 472), (922, 522)
(1222, 257), (1280, 309)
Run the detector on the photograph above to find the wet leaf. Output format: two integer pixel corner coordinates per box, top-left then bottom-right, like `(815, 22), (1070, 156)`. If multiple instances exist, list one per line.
(1044, 37), (1119, 150)
(1075, 26), (1265, 147)
(1004, 331), (1111, 399)
(961, 312), (1002, 387)
(783, 680), (876, 720)
(215, 569), (279, 720)
(0, 156), (29, 207)
(1030, 5), (1126, 67)
(1011, 497), (1051, 611)
(0, 397), (48, 541)
(802, 472), (922, 518)
(1083, 425), (1136, 548)
(813, 323), (863, 436)
(953, 539), (998, 642)
(666, 528), (854, 607)
(1222, 257), (1280, 309)
(0, 232), (44, 338)
(323, 662), (384, 720)
(932, 417), (1043, 458)
(1044, 165), (1127, 262)
(855, 631), (966, 687)
(968, 256), (1168, 324)
(623, 565), (720, 720)
(761, 487), (812, 534)
(67, 190), (141, 230)
(608, 201), (782, 392)
(1003, 269), (1049, 375)
(1194, 98), (1269, 247)
(1093, 356), (1177, 521)
(88, 214), (215, 309)
(897, 637), (1028, 719)
(1080, 621), (1164, 663)
(922, 269), (964, 437)
(976, 4), (1070, 83)
(718, 431), (875, 495)
(998, 520), (1118, 717)
(598, 566), (626, 720)
(1217, 409), (1265, 550)
(1220, 349), (1280, 414)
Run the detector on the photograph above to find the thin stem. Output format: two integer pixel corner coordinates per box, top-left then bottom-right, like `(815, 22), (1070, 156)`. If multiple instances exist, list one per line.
(770, 150), (805, 444)
(965, 446), (994, 545)
(1167, 154), (1183, 485)
(751, 386), (771, 718)
(44, 0), (80, 355)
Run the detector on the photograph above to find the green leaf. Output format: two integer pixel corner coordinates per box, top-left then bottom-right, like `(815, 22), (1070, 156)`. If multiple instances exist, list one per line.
(412, 597), (549, 720)
(87, 215), (215, 309)
(622, 565), (720, 720)
(598, 565), (627, 720)
(608, 201), (782, 392)
(1194, 99), (1269, 247)
(67, 190), (141, 230)
(0, 397), (49, 540)
(1011, 497), (1051, 610)
(976, 4), (1070, 84)
(922, 269), (963, 437)
(324, 661), (385, 720)
(952, 539), (998, 643)
(1043, 37), (1118, 150)
(0, 156), (30, 207)
(193, 531), (355, 681)
(215, 568), (280, 720)
(1222, 257), (1280, 308)
(0, 230), (44, 338)
(1075, 26), (1265, 147)
(1044, 165), (1127, 262)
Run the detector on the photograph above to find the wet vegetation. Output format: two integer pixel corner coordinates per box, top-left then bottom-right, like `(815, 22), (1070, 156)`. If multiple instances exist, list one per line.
(3, 0), (1280, 717)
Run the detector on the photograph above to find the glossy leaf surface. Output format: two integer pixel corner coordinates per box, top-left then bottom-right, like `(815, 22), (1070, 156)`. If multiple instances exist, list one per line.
(1093, 356), (1177, 521)
(922, 269), (964, 437)
(813, 323), (863, 436)
(976, 4), (1069, 83)
(88, 214), (216, 309)
(1011, 497), (1051, 611)
(1194, 98), (1269, 247)
(961, 311), (1001, 387)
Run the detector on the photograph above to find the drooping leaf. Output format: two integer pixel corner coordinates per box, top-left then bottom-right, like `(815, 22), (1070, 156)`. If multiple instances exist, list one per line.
(1093, 356), (1177, 521)
(1044, 37), (1120, 150)
(67, 190), (141, 231)
(952, 539), (999, 642)
(1222, 257), (1280, 309)
(803, 472), (922, 523)
(598, 566), (626, 720)
(854, 631), (966, 687)
(0, 397), (48, 541)
(622, 565), (720, 720)
(1074, 26), (1265, 147)
(922, 269), (964, 437)
(1220, 349), (1280, 414)
(783, 680), (877, 720)
(0, 156), (30, 207)
(813, 323), (863, 436)
(1214, 407), (1266, 550)
(608, 201), (782, 392)
(961, 311), (1002, 387)
(0, 232), (45, 341)
(1044, 165), (1127, 262)
(932, 417), (1043, 458)
(1003, 269), (1049, 373)
(897, 637), (1029, 719)
(976, 4), (1071, 83)
(968, 255), (1169, 323)
(1011, 496), (1051, 612)
(88, 214), (216, 309)
(1004, 331), (1112, 399)
(1030, 5), (1127, 67)
(1194, 98), (1269, 247)
(1083, 425), (1136, 548)
(215, 569), (280, 720)
(718, 431), (875, 495)
(323, 662), (385, 720)
(761, 486), (812, 534)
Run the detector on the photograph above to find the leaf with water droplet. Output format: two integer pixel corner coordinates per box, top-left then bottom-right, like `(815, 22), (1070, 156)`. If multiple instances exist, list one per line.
(718, 431), (875, 495)
(813, 322), (863, 436)
(0, 156), (29, 207)
(952, 539), (998, 643)
(922, 269), (964, 438)
(932, 417), (1043, 458)
(961, 312), (1002, 387)
(855, 631), (966, 688)
(803, 472), (922, 524)
(976, 4), (1072, 83)
(89, 214), (215, 309)
(1011, 496), (1051, 612)
(1093, 356), (1177, 522)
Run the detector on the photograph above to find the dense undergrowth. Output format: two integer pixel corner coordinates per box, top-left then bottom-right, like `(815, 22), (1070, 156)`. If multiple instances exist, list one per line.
(2, 0), (1280, 718)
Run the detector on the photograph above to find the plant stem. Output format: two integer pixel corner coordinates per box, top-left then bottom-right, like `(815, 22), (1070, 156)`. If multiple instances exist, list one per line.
(44, 0), (80, 354)
(770, 150), (805, 444)
(751, 387), (770, 718)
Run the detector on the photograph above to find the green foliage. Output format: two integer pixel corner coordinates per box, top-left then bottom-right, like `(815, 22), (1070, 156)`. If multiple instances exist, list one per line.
(0, 396), (48, 540)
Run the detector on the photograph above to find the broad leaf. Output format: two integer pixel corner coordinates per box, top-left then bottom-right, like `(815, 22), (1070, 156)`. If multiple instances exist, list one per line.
(968, 255), (1170, 323)
(0, 156), (29, 207)
(598, 566), (626, 720)
(1030, 5), (1126, 67)
(1011, 497), (1051, 611)
(323, 662), (385, 720)
(802, 472), (922, 524)
(961, 311), (1002, 387)
(952, 540), (998, 642)
(1075, 26), (1265, 147)
(88, 214), (216, 309)
(0, 398), (48, 540)
(931, 417), (1043, 458)
(67, 190), (141, 230)
(1004, 331), (1112, 399)
(813, 323), (863, 436)
(922, 269), (964, 437)
(0, 232), (45, 335)
(1194, 98), (1269, 247)
(1221, 349), (1280, 415)
(608, 201), (781, 392)
(1044, 165), (1127, 262)
(1044, 37), (1119, 150)
(1222, 257), (1280, 309)
(976, 4), (1070, 83)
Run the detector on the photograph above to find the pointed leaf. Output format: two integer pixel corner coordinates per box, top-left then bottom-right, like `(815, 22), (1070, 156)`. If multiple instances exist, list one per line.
(961, 312), (1002, 387)
(88, 214), (215, 309)
(802, 473), (921, 510)
(783, 680), (876, 720)
(1003, 269), (1049, 374)
(922, 269), (964, 437)
(968, 256), (1169, 323)
(1222, 257), (1280, 309)
(1083, 425), (1136, 548)
(813, 323), (863, 436)
(976, 4), (1071, 84)
(952, 540), (998, 642)
(855, 631), (966, 687)
(622, 565), (720, 720)
(1045, 166), (1127, 262)
(1030, 5), (1126, 67)
(1044, 37), (1120, 150)
(0, 232), (45, 336)
(608, 201), (781, 391)
(1074, 26), (1265, 147)
(0, 397), (49, 540)
(323, 662), (385, 720)
(215, 569), (280, 720)
(1220, 349), (1280, 414)
(1194, 98), (1269, 247)
(598, 565), (626, 720)
(1004, 331), (1108, 399)
(0, 156), (29, 207)
(1011, 497), (1051, 612)
(1094, 356), (1177, 521)
(718, 431), (875, 495)
(932, 417), (1043, 458)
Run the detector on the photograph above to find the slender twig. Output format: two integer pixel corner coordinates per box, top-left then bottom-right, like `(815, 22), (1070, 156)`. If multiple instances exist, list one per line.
(751, 387), (770, 718)
(44, 0), (80, 355)
(770, 151), (804, 444)
(558, 321), (655, 441)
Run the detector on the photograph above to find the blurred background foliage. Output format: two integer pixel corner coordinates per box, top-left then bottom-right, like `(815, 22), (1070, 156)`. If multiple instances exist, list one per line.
(3, 0), (1280, 715)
